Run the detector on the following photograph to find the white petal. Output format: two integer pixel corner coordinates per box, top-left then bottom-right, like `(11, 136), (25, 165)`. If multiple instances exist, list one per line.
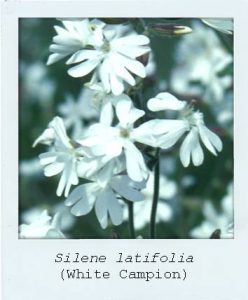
(111, 55), (136, 86)
(39, 152), (57, 165)
(65, 184), (86, 206)
(110, 72), (124, 96)
(70, 198), (93, 216)
(115, 34), (150, 46)
(134, 119), (187, 136)
(47, 53), (67, 65)
(66, 49), (102, 65)
(96, 160), (115, 188)
(199, 125), (223, 154)
(147, 92), (187, 111)
(158, 125), (188, 149)
(202, 18), (233, 34)
(107, 191), (123, 226)
(115, 98), (144, 127)
(180, 130), (194, 167)
(49, 44), (77, 54)
(66, 183), (98, 211)
(54, 25), (70, 36)
(44, 162), (64, 177)
(180, 128), (201, 167)
(132, 119), (186, 148)
(68, 59), (100, 78)
(124, 141), (148, 182)
(56, 165), (69, 197)
(33, 128), (55, 147)
(117, 55), (146, 78)
(100, 100), (114, 126)
(49, 117), (71, 149)
(192, 135), (204, 166)
(46, 229), (65, 238)
(110, 176), (144, 202)
(95, 191), (108, 229)
(64, 164), (79, 197)
(52, 34), (81, 47)
(116, 45), (150, 59)
(99, 60), (111, 93)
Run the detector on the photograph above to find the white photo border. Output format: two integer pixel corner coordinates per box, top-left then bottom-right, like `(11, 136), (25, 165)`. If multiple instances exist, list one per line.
(1, 1), (248, 299)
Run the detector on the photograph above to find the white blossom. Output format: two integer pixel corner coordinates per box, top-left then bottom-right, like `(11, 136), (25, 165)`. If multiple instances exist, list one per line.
(20, 158), (42, 177)
(170, 21), (232, 102)
(190, 183), (233, 238)
(20, 62), (56, 103)
(21, 205), (76, 232)
(35, 117), (108, 197)
(37, 117), (81, 197)
(65, 162), (145, 229)
(58, 88), (99, 138)
(202, 18), (233, 35)
(19, 210), (65, 238)
(34, 118), (124, 197)
(47, 19), (105, 65)
(48, 19), (151, 95)
(79, 95), (161, 182)
(85, 82), (138, 126)
(146, 92), (223, 167)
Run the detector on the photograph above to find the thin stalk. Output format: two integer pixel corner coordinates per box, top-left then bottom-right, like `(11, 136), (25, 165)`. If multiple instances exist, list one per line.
(127, 201), (135, 238)
(150, 148), (160, 238)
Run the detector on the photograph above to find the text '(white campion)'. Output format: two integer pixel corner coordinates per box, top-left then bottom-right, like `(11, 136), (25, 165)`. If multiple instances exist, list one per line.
(47, 19), (151, 95)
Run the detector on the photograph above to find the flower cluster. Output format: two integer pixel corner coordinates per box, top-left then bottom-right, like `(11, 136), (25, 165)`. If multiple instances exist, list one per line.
(47, 19), (150, 95)
(19, 210), (65, 238)
(20, 18), (231, 237)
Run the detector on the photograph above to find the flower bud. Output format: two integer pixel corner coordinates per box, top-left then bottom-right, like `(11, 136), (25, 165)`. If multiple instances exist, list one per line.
(148, 23), (192, 37)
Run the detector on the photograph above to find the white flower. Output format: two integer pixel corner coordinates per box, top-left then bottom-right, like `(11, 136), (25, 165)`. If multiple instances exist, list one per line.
(85, 82), (136, 125)
(202, 18), (233, 35)
(35, 117), (123, 196)
(47, 19), (105, 65)
(21, 205), (76, 232)
(58, 87), (99, 138)
(190, 183), (233, 238)
(124, 172), (176, 230)
(48, 19), (151, 95)
(65, 163), (145, 229)
(37, 117), (81, 197)
(79, 96), (159, 182)
(19, 210), (65, 238)
(20, 62), (56, 103)
(170, 21), (232, 102)
(20, 158), (42, 177)
(147, 92), (223, 167)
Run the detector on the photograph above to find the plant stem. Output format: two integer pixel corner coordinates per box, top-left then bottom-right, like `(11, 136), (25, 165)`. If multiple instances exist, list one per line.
(127, 201), (135, 238)
(150, 148), (160, 239)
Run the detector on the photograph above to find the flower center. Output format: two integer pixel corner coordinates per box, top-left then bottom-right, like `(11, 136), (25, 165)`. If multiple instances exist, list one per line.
(119, 127), (130, 138)
(101, 41), (111, 53)
(179, 100), (203, 127)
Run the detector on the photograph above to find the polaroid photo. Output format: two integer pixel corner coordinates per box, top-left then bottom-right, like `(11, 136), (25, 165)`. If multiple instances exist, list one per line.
(1, 0), (248, 299)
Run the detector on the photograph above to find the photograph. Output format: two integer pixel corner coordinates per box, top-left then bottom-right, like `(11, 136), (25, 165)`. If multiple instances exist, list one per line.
(19, 17), (233, 239)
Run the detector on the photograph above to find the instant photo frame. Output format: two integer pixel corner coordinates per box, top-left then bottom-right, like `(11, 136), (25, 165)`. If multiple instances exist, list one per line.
(1, 0), (248, 299)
